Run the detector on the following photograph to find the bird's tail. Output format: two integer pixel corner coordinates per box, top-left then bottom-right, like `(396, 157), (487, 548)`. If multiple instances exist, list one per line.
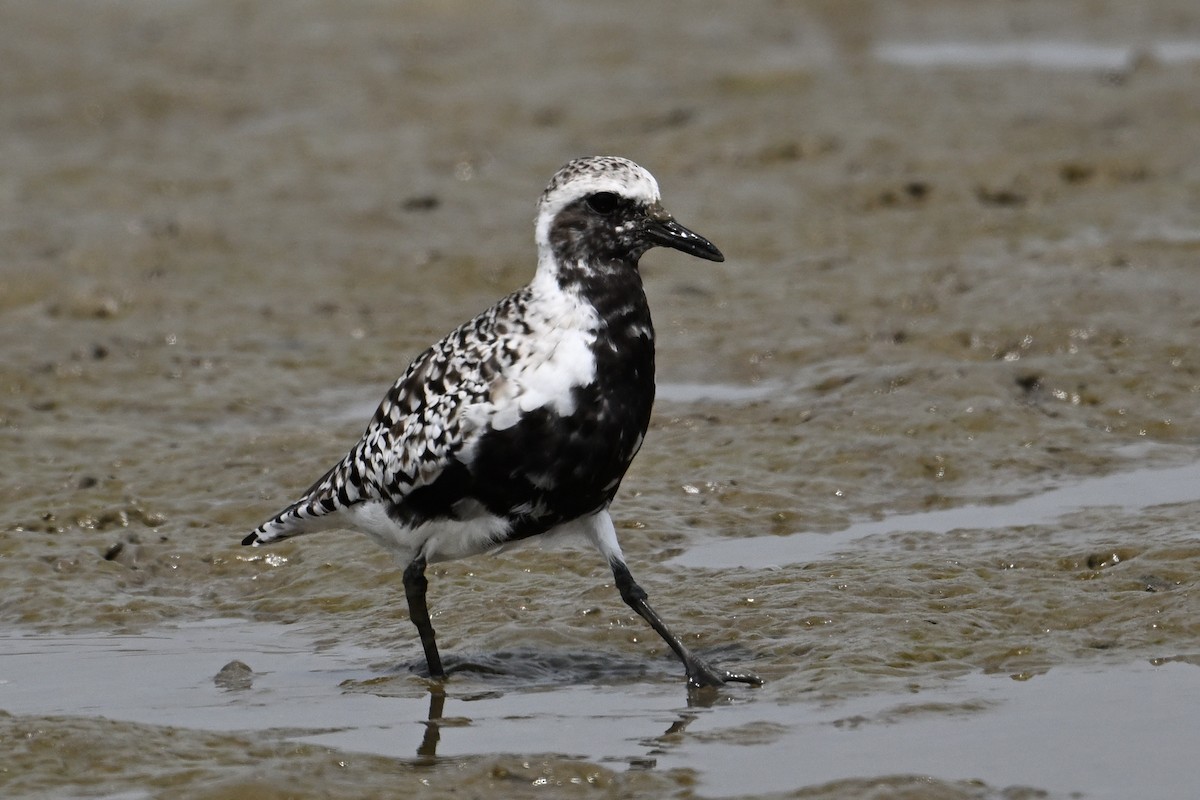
(243, 457), (367, 546)
(242, 497), (336, 546)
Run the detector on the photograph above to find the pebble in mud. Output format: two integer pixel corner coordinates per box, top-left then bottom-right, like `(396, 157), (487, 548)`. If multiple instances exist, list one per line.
(214, 660), (254, 691)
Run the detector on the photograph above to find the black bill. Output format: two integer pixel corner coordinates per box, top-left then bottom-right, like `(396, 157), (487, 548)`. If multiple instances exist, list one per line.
(643, 215), (725, 262)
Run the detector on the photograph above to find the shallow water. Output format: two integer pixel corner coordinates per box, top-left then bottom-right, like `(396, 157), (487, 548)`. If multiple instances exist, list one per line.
(4, 621), (1197, 799)
(4, 0), (1200, 798)
(874, 39), (1200, 70)
(675, 447), (1200, 570)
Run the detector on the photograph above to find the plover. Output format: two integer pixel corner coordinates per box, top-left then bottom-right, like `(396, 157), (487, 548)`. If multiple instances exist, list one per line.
(243, 156), (761, 689)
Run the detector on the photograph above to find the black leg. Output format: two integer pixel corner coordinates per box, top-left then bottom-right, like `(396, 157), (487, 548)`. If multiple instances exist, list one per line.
(403, 556), (445, 679)
(610, 560), (762, 689)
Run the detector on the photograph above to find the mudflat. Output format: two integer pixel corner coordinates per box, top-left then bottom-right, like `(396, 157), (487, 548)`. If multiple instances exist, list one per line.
(3, 2), (1199, 798)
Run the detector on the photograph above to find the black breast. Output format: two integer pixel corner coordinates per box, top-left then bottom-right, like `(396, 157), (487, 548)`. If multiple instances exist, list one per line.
(391, 265), (655, 539)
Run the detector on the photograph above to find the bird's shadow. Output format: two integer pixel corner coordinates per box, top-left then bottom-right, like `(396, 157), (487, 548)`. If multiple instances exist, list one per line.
(341, 643), (759, 705)
(346, 647), (661, 694)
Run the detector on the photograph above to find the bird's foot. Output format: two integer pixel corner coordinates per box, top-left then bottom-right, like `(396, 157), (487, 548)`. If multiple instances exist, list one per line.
(685, 657), (763, 689)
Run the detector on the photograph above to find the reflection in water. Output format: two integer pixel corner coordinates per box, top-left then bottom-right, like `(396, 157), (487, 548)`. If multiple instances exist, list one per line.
(412, 678), (721, 762)
(642, 711), (699, 761)
(417, 687), (446, 761)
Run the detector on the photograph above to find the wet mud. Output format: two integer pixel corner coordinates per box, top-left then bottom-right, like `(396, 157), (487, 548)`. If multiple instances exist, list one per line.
(3, 1), (1200, 798)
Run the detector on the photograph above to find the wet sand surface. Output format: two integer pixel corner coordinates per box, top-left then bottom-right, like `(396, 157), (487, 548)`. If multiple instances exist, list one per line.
(3, 1), (1200, 798)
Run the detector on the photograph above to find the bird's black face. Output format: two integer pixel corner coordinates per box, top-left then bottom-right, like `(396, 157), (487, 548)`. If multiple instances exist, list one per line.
(547, 191), (724, 270)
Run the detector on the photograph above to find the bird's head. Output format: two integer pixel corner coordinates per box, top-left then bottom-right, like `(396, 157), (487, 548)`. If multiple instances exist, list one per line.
(534, 156), (723, 283)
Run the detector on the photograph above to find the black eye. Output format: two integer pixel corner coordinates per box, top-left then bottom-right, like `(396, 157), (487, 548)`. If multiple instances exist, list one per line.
(585, 192), (619, 215)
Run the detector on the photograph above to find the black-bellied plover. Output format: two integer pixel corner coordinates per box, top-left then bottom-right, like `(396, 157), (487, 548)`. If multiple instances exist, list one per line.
(243, 156), (761, 688)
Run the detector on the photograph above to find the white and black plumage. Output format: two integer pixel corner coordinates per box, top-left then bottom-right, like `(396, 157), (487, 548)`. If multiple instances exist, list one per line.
(243, 156), (761, 688)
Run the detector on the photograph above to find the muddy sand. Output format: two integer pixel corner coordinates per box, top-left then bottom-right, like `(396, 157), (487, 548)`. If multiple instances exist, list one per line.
(2, 2), (1199, 798)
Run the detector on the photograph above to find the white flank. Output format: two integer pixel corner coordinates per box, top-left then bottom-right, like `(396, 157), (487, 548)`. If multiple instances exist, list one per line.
(347, 501), (513, 565)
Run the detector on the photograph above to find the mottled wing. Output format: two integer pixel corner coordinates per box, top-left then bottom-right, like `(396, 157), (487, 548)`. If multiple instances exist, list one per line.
(244, 293), (523, 544)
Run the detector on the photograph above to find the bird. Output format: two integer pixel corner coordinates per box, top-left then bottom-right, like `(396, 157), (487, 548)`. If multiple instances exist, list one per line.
(242, 156), (761, 689)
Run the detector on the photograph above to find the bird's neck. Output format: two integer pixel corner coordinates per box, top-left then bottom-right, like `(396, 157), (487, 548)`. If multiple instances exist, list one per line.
(531, 255), (653, 341)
